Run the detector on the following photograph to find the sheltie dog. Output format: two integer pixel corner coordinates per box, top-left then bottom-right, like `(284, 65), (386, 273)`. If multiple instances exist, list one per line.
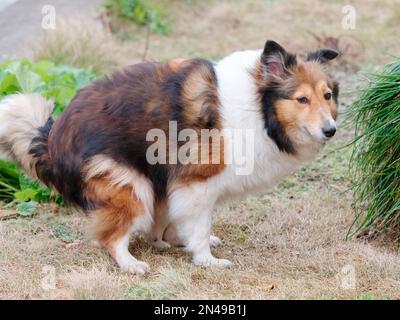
(0, 40), (339, 274)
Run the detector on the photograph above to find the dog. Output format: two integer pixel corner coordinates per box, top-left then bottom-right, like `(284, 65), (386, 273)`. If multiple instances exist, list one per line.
(0, 40), (339, 274)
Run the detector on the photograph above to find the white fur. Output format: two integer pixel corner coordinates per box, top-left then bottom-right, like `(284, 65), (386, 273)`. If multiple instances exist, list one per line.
(116, 212), (154, 274)
(164, 50), (323, 266)
(214, 50), (322, 197)
(0, 94), (54, 178)
(114, 232), (149, 275)
(167, 180), (232, 266)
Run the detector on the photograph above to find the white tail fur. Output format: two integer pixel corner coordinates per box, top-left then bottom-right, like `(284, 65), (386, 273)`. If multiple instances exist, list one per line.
(0, 93), (54, 179)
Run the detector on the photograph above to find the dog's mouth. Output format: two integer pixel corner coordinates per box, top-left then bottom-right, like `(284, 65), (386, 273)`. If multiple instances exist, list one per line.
(303, 126), (327, 144)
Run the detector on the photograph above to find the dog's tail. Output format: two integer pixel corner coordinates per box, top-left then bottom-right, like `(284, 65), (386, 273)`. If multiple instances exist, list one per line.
(0, 93), (55, 186)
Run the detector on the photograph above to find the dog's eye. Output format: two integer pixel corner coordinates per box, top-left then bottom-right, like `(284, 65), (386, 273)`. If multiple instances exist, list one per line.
(324, 92), (332, 100)
(297, 97), (309, 104)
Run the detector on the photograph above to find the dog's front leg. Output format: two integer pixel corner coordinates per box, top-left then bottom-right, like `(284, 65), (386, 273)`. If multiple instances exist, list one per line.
(168, 183), (232, 267)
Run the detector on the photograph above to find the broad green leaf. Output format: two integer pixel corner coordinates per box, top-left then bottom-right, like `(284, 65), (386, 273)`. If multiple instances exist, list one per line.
(33, 60), (56, 82)
(14, 64), (45, 92)
(0, 160), (21, 180)
(35, 187), (52, 202)
(0, 60), (11, 69)
(18, 174), (39, 189)
(0, 72), (19, 94)
(53, 85), (76, 109)
(16, 201), (38, 217)
(14, 188), (38, 203)
(4, 60), (29, 74)
(50, 65), (95, 88)
(73, 69), (95, 88)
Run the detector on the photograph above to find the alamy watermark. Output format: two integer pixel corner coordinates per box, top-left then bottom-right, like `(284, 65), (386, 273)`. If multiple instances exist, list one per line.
(41, 265), (57, 291)
(338, 264), (357, 290)
(342, 5), (356, 30)
(146, 121), (255, 175)
(41, 5), (56, 30)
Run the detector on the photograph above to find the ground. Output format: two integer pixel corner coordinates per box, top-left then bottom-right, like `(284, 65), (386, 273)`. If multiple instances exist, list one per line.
(1, 0), (400, 299)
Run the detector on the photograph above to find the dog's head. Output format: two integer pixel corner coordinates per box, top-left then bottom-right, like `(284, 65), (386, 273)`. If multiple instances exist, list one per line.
(254, 40), (339, 154)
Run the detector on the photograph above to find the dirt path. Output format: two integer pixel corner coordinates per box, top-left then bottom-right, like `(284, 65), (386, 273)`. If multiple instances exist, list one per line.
(0, 0), (101, 61)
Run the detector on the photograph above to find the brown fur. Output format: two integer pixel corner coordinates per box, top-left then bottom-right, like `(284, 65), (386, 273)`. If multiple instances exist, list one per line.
(86, 177), (144, 249)
(41, 58), (223, 209)
(45, 58), (225, 262)
(275, 62), (337, 140)
(177, 134), (225, 184)
(252, 56), (338, 150)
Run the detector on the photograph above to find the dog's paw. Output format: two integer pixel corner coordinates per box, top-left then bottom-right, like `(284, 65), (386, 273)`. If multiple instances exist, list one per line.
(209, 235), (222, 247)
(193, 255), (233, 267)
(152, 239), (171, 249)
(120, 259), (150, 275)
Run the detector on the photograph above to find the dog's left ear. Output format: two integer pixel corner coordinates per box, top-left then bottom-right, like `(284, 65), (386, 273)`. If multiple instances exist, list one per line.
(261, 40), (297, 79)
(307, 48), (339, 64)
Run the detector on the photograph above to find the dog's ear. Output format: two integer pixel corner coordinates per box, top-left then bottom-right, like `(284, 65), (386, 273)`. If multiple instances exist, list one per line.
(307, 48), (339, 64)
(261, 40), (296, 79)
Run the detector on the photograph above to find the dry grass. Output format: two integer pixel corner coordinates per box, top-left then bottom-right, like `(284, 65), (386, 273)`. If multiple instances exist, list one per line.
(1, 157), (400, 299)
(131, 0), (400, 66)
(1, 122), (399, 299)
(33, 17), (133, 76)
(32, 0), (400, 75)
(2, 0), (400, 300)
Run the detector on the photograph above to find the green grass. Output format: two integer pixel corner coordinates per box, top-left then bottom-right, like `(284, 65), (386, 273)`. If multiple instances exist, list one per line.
(347, 57), (400, 238)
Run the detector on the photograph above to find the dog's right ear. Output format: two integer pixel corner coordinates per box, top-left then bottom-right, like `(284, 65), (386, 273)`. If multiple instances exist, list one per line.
(261, 40), (297, 79)
(306, 48), (339, 64)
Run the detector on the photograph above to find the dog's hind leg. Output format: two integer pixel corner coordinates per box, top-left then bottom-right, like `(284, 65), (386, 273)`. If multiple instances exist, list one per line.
(87, 177), (152, 275)
(148, 201), (171, 249)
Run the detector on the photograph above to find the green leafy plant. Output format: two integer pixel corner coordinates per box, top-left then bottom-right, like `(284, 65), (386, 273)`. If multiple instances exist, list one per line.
(102, 0), (170, 35)
(0, 59), (95, 114)
(50, 221), (81, 243)
(16, 201), (39, 217)
(0, 160), (53, 203)
(0, 59), (96, 208)
(347, 58), (400, 238)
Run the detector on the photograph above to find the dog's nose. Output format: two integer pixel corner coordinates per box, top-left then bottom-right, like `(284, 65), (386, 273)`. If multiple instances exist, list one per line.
(322, 126), (336, 138)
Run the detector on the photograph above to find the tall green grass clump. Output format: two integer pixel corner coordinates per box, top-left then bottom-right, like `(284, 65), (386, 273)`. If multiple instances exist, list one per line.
(348, 58), (400, 238)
